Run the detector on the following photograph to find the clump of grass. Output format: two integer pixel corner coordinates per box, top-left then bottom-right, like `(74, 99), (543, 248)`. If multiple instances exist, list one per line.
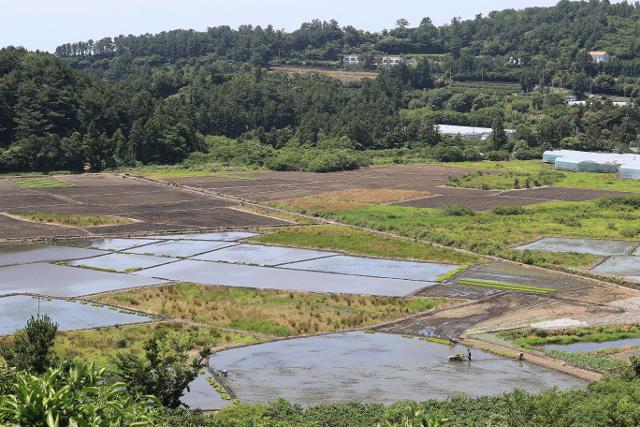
(449, 170), (564, 190)
(420, 337), (450, 345)
(8, 212), (135, 227)
(93, 283), (450, 338)
(11, 177), (74, 189)
(438, 204), (474, 217)
(457, 279), (555, 294)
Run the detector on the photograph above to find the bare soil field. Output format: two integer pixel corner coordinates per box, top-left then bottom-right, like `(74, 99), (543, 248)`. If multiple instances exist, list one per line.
(171, 165), (630, 210)
(269, 66), (378, 83)
(0, 174), (289, 240)
(380, 261), (640, 338)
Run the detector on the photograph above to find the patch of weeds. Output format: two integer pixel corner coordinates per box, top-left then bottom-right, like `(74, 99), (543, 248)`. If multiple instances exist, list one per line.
(457, 279), (555, 294)
(435, 264), (472, 283)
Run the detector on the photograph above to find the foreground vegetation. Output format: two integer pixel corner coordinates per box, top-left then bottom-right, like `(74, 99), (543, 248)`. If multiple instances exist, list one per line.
(250, 225), (479, 265)
(92, 284), (448, 338)
(53, 322), (261, 367)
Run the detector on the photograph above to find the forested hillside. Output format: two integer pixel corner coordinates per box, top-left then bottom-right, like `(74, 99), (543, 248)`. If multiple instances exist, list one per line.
(3, 0), (640, 173)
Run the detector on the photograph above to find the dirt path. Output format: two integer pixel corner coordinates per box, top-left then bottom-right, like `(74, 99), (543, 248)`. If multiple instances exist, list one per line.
(462, 337), (603, 382)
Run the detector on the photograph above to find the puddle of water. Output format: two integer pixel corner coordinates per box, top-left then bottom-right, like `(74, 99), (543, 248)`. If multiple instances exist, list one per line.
(180, 369), (232, 410)
(209, 332), (586, 406)
(68, 253), (176, 272)
(68, 238), (161, 251)
(150, 232), (258, 242)
(283, 255), (458, 282)
(137, 260), (433, 297)
(516, 238), (635, 256)
(126, 241), (235, 258)
(543, 337), (640, 352)
(593, 256), (640, 276)
(0, 263), (167, 297)
(194, 244), (336, 266)
(0, 295), (151, 335)
(0, 245), (105, 267)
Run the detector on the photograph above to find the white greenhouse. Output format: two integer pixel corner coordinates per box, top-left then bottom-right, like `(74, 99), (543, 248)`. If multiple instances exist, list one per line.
(543, 150), (640, 179)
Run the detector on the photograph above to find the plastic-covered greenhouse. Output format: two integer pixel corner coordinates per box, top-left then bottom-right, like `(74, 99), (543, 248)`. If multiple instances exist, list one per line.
(620, 162), (640, 180)
(543, 150), (640, 179)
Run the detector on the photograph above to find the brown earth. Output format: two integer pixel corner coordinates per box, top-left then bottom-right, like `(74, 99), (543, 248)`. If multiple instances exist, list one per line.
(171, 164), (631, 211)
(0, 174), (290, 241)
(269, 66), (378, 83)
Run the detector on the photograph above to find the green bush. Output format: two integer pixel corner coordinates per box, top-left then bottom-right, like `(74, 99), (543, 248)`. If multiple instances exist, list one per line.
(491, 205), (526, 215)
(439, 204), (474, 216)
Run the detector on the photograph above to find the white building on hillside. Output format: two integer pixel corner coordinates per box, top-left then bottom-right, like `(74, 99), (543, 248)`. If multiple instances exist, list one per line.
(437, 124), (516, 141)
(343, 54), (360, 65)
(589, 51), (610, 63)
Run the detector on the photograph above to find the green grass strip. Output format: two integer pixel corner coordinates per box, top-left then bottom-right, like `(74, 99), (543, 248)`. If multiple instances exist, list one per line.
(420, 337), (451, 345)
(457, 278), (555, 294)
(12, 177), (73, 189)
(435, 264), (472, 283)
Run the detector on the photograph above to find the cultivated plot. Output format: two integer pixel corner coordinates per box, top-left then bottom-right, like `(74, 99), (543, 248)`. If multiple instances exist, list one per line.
(194, 244), (336, 266)
(126, 240), (235, 258)
(152, 232), (259, 242)
(282, 255), (459, 282)
(68, 253), (176, 272)
(0, 295), (152, 335)
(516, 237), (636, 256)
(74, 238), (161, 251)
(0, 245), (104, 267)
(209, 331), (587, 406)
(0, 263), (167, 297)
(137, 260), (433, 297)
(593, 256), (640, 277)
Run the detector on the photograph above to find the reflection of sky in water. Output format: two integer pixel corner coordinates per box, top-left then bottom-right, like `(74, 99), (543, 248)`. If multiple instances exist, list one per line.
(0, 295), (150, 335)
(210, 332), (587, 406)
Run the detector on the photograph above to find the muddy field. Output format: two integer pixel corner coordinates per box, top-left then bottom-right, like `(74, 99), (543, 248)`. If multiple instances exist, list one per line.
(382, 261), (639, 337)
(171, 165), (628, 210)
(0, 175), (289, 240)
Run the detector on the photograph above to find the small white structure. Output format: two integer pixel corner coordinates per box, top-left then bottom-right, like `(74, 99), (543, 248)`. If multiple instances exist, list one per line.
(589, 51), (610, 63)
(380, 56), (415, 67)
(544, 150), (640, 179)
(437, 124), (516, 141)
(343, 54), (360, 65)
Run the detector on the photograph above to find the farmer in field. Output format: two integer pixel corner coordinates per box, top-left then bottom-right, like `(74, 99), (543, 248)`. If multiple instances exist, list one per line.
(467, 348), (472, 361)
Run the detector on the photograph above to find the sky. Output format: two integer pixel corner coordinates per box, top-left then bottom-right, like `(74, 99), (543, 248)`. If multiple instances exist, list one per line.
(0, 0), (584, 52)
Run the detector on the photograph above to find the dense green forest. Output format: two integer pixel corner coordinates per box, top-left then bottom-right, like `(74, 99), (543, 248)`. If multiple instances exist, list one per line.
(3, 0), (640, 173)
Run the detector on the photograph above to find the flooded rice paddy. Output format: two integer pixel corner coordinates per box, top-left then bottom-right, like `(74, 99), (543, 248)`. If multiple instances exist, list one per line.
(126, 240), (235, 258)
(0, 262), (167, 297)
(0, 245), (105, 267)
(593, 256), (640, 277)
(180, 369), (232, 411)
(137, 259), (434, 296)
(194, 244), (336, 266)
(208, 332), (587, 406)
(0, 295), (152, 335)
(515, 237), (637, 256)
(68, 253), (177, 272)
(282, 255), (459, 282)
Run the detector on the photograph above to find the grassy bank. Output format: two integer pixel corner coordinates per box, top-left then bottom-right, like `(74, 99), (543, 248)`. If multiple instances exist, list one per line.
(271, 198), (630, 269)
(437, 160), (640, 193)
(11, 177), (74, 189)
(8, 212), (135, 227)
(92, 283), (449, 337)
(500, 324), (640, 348)
(250, 225), (479, 265)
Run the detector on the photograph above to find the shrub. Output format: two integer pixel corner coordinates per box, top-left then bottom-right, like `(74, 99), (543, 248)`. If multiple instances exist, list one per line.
(596, 196), (640, 209)
(439, 204), (474, 216)
(491, 205), (526, 215)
